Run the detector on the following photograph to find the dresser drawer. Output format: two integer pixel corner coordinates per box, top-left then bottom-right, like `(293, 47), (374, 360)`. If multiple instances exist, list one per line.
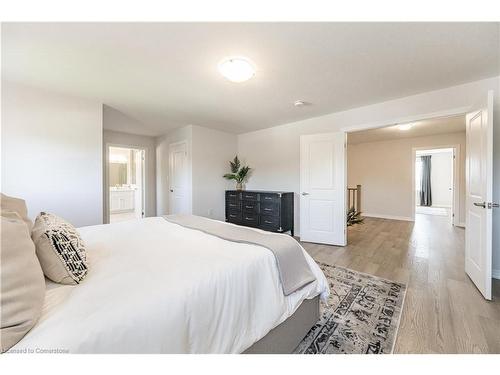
(226, 191), (240, 202)
(226, 201), (241, 211)
(259, 215), (280, 231)
(227, 210), (242, 223)
(242, 201), (259, 213)
(260, 201), (280, 216)
(241, 192), (258, 201)
(260, 193), (280, 203)
(242, 212), (259, 226)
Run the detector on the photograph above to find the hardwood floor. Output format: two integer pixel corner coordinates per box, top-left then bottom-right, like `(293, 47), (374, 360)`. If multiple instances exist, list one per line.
(300, 214), (500, 354)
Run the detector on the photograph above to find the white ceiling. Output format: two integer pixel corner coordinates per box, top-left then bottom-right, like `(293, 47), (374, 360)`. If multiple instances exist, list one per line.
(2, 23), (499, 136)
(347, 115), (465, 144)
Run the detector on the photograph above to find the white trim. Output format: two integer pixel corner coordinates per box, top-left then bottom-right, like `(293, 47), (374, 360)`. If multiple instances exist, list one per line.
(362, 213), (414, 222)
(412, 144), (461, 227)
(104, 143), (147, 224)
(341, 107), (471, 133)
(493, 269), (500, 280)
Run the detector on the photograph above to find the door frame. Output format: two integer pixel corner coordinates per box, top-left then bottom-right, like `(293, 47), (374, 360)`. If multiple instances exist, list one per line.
(411, 144), (461, 226)
(343, 107), (471, 242)
(168, 140), (192, 215)
(104, 143), (146, 224)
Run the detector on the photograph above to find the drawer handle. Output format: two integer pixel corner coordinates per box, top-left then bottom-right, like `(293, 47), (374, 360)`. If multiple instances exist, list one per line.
(230, 214), (236, 218)
(245, 195), (253, 199)
(245, 205), (253, 209)
(264, 197), (272, 200)
(264, 220), (273, 224)
(230, 204), (237, 207)
(245, 217), (253, 220)
(264, 208), (272, 211)
(229, 194), (236, 197)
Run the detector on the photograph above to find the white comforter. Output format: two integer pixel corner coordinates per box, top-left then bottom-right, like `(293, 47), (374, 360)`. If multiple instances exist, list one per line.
(12, 217), (329, 353)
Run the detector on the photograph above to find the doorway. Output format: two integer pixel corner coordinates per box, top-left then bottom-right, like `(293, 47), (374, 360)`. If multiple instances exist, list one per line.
(343, 95), (494, 301)
(413, 147), (459, 226)
(107, 146), (145, 223)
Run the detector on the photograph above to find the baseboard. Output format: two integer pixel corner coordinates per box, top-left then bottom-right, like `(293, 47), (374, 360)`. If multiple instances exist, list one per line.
(493, 269), (500, 280)
(362, 213), (414, 222)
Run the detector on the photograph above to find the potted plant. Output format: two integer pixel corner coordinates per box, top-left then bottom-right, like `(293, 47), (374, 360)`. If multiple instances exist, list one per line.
(346, 207), (364, 226)
(223, 156), (251, 191)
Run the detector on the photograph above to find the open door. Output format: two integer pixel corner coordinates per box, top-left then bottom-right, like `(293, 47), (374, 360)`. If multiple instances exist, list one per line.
(300, 132), (346, 246)
(465, 90), (494, 300)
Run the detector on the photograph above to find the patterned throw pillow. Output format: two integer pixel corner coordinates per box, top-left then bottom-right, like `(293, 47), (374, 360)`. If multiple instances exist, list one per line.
(32, 212), (88, 284)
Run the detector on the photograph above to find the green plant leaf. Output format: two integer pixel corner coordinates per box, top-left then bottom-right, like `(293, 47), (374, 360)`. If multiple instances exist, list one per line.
(223, 173), (237, 180)
(230, 156), (240, 173)
(347, 206), (364, 226)
(236, 166), (251, 183)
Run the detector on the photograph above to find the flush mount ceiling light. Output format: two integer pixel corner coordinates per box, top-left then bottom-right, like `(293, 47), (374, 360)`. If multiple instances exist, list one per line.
(398, 123), (413, 131)
(294, 100), (311, 107)
(218, 57), (255, 83)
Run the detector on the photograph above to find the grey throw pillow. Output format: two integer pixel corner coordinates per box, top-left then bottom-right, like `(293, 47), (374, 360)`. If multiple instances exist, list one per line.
(32, 212), (88, 285)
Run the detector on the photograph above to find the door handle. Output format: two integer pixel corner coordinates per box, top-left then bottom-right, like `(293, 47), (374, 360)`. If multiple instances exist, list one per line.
(474, 202), (486, 208)
(301, 192), (310, 196)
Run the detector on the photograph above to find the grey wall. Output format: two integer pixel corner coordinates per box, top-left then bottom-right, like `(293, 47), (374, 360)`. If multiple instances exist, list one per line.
(155, 125), (237, 220)
(1, 81), (103, 227)
(494, 108), (500, 279)
(191, 125), (237, 221)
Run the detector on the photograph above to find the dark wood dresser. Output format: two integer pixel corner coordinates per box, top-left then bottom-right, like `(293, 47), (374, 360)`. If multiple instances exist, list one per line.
(225, 190), (294, 235)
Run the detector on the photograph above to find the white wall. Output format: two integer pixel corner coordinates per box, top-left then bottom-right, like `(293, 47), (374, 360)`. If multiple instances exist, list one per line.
(347, 133), (464, 222)
(1, 81), (103, 226)
(103, 127), (157, 220)
(428, 151), (453, 208)
(237, 76), (500, 275)
(191, 125), (237, 221)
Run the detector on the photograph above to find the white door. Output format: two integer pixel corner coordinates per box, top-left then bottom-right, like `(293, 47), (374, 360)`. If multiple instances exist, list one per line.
(300, 132), (346, 245)
(169, 141), (191, 214)
(465, 90), (494, 300)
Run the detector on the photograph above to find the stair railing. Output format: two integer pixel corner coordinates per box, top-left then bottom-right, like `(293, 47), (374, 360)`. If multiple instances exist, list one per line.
(347, 184), (362, 213)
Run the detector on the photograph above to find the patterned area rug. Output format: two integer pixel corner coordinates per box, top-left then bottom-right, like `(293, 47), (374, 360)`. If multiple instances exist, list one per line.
(294, 263), (407, 354)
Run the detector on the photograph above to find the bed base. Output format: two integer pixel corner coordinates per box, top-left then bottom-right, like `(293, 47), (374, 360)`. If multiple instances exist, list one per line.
(243, 296), (319, 354)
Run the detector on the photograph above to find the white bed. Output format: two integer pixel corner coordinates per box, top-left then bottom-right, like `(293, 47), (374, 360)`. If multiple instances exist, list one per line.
(11, 217), (329, 354)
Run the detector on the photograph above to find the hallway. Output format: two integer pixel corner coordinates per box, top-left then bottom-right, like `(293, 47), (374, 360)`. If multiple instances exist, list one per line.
(301, 214), (500, 353)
